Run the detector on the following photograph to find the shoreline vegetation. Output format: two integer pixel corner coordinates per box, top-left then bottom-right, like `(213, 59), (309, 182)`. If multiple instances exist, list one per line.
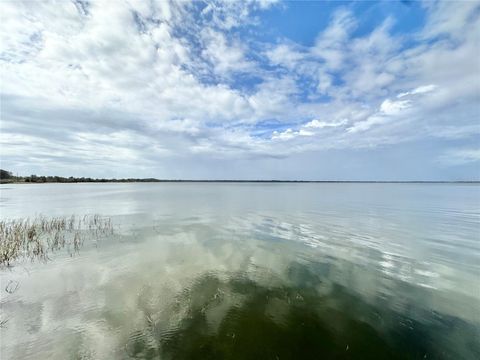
(1, 169), (478, 184)
(0, 214), (113, 266)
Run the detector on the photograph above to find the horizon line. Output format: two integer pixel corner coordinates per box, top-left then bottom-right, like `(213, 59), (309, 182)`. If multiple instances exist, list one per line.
(2, 180), (479, 184)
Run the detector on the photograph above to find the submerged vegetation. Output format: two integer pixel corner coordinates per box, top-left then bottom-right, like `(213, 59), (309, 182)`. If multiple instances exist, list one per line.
(124, 267), (480, 360)
(0, 214), (113, 266)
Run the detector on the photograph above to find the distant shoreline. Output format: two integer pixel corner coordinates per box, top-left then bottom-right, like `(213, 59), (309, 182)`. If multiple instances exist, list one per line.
(1, 180), (479, 184)
(1, 170), (478, 184)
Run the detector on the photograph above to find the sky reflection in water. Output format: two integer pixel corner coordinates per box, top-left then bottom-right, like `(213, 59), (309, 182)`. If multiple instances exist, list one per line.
(0, 183), (479, 359)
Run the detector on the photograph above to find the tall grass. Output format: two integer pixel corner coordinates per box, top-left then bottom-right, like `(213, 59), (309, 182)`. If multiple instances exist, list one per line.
(0, 214), (113, 266)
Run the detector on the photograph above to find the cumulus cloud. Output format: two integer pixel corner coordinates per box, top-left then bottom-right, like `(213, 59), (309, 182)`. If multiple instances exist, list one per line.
(0, 0), (479, 178)
(265, 43), (304, 70)
(200, 28), (255, 78)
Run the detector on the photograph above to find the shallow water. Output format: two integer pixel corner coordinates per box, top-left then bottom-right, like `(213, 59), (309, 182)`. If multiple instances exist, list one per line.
(1, 183), (479, 359)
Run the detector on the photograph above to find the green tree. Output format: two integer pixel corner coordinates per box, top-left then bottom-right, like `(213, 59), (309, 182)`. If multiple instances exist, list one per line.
(0, 169), (13, 179)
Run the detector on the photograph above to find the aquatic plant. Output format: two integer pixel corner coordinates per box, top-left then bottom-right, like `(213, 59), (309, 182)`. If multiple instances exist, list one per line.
(0, 214), (113, 266)
(124, 266), (480, 360)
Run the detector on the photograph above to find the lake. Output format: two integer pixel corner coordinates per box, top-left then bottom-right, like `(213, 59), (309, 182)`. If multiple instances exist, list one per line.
(0, 183), (479, 359)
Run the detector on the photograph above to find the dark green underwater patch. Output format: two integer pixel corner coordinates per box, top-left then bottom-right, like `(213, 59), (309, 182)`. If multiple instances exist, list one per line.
(124, 264), (480, 360)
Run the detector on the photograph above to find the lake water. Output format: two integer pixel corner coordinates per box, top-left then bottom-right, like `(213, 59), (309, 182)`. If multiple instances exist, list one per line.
(0, 183), (479, 359)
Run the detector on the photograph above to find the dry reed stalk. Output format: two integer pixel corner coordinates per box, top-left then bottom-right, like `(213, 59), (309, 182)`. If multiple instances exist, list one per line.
(0, 214), (114, 266)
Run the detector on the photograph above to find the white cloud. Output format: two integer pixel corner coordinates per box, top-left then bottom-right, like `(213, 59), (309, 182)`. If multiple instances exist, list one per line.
(347, 97), (412, 133)
(379, 99), (411, 115)
(311, 9), (356, 70)
(316, 72), (333, 94)
(272, 128), (314, 140)
(265, 43), (304, 69)
(200, 28), (254, 77)
(304, 119), (347, 129)
(420, 0), (480, 40)
(398, 84), (437, 98)
(247, 76), (299, 120)
(0, 0), (478, 178)
(199, 0), (280, 30)
(347, 116), (387, 134)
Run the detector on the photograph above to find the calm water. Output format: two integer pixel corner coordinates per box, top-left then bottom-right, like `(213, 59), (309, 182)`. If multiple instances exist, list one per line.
(0, 183), (479, 359)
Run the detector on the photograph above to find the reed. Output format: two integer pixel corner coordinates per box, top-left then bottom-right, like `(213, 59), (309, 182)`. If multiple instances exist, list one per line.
(0, 214), (114, 266)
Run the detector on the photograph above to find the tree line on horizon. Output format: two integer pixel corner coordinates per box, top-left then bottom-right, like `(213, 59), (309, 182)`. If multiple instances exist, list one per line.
(1, 169), (475, 184)
(0, 169), (161, 183)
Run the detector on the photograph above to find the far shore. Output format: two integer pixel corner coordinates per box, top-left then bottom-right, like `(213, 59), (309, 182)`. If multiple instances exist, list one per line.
(1, 170), (478, 184)
(1, 179), (479, 184)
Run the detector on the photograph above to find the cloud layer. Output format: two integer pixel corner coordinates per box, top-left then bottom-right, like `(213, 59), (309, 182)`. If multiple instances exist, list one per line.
(1, 0), (479, 179)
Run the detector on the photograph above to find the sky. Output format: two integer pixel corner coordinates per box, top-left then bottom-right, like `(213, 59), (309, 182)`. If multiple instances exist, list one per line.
(1, 0), (479, 180)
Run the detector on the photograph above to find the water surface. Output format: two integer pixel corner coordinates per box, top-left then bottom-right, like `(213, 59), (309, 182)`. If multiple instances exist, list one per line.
(1, 183), (479, 359)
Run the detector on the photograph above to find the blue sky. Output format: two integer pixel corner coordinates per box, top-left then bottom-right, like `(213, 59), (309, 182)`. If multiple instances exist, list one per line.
(1, 0), (479, 180)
